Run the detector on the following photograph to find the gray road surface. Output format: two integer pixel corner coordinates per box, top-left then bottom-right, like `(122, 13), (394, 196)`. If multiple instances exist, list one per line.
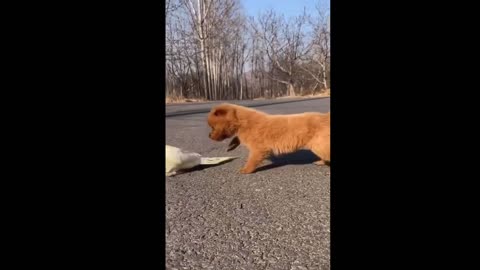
(166, 97), (328, 117)
(166, 98), (331, 270)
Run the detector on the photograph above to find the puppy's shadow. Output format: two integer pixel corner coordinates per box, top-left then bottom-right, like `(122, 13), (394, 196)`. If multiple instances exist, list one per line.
(255, 150), (321, 172)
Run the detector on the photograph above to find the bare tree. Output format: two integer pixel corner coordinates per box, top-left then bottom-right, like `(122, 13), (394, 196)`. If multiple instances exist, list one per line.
(250, 9), (311, 96)
(166, 0), (330, 101)
(300, 4), (330, 92)
(166, 0), (246, 100)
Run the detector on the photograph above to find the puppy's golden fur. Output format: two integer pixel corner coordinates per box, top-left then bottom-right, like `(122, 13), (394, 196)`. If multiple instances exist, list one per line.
(207, 103), (330, 174)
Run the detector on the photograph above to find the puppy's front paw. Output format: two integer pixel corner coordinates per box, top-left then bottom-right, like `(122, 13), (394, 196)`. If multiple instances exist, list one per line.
(240, 167), (255, 174)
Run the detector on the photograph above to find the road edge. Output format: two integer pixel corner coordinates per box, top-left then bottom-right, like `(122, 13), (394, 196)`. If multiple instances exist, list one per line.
(165, 96), (330, 117)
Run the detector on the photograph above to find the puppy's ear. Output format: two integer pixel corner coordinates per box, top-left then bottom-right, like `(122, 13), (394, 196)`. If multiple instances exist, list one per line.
(212, 105), (237, 121)
(226, 106), (238, 119)
(213, 108), (228, 117)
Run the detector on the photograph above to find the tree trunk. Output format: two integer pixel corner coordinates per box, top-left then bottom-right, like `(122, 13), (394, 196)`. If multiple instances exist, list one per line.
(322, 68), (328, 90)
(239, 75), (243, 100)
(288, 83), (295, 96)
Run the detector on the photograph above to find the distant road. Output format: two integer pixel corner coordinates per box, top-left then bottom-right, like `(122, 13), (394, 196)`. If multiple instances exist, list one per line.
(165, 96), (329, 117)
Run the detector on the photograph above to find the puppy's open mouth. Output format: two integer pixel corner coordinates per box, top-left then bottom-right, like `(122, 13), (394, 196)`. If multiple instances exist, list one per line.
(213, 135), (228, 141)
(227, 136), (240, 151)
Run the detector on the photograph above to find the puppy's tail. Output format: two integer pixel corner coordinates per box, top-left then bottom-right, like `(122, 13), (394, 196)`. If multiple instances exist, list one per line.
(200, 156), (238, 165)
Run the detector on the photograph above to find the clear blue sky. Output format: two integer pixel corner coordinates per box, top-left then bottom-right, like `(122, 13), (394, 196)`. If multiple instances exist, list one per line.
(242, 0), (330, 18)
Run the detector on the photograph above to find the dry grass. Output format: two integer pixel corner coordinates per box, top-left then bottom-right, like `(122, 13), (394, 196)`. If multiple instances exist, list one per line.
(165, 89), (330, 104)
(302, 88), (331, 97)
(255, 89), (331, 100)
(165, 96), (207, 104)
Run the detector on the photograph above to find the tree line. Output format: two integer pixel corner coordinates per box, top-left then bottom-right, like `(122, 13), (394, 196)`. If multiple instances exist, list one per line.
(166, 0), (330, 101)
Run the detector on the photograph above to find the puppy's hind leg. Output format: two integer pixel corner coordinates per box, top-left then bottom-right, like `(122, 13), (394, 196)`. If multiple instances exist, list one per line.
(314, 160), (327, 166)
(240, 149), (269, 174)
(310, 138), (330, 166)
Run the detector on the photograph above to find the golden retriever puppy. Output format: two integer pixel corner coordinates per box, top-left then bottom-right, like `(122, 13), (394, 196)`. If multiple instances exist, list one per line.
(207, 103), (330, 174)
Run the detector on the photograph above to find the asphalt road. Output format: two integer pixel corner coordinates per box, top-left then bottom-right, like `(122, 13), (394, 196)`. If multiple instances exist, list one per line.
(166, 98), (331, 270)
(165, 96), (328, 116)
